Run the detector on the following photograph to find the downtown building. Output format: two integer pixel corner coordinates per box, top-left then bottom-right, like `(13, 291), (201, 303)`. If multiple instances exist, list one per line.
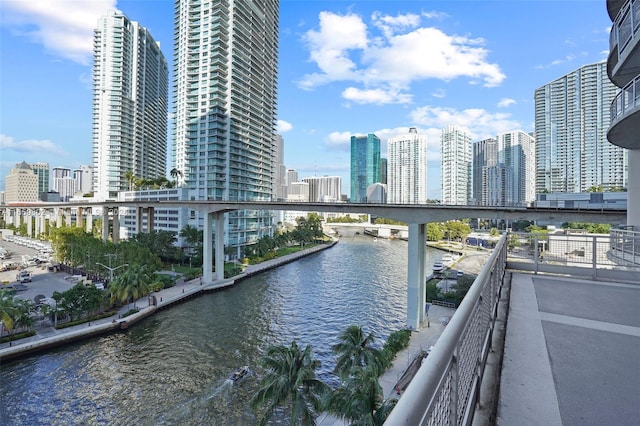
(302, 176), (342, 203)
(494, 130), (536, 206)
(4, 162), (39, 203)
(441, 125), (472, 205)
(472, 138), (497, 205)
(173, 0), (279, 253)
(387, 127), (428, 204)
(92, 11), (169, 200)
(29, 162), (50, 199)
(534, 62), (626, 194)
(52, 167), (75, 202)
(350, 134), (381, 203)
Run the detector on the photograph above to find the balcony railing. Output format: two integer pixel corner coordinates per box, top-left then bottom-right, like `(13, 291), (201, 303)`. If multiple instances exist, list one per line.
(384, 231), (640, 425)
(610, 0), (640, 58)
(610, 74), (640, 121)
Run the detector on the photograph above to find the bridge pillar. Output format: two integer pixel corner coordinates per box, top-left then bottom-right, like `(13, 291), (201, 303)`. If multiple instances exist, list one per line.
(407, 223), (427, 330)
(112, 209), (120, 243)
(102, 209), (109, 242)
(203, 212), (214, 283)
(629, 149), (640, 230)
(56, 208), (63, 228)
(135, 207), (143, 234)
(147, 207), (155, 233)
(214, 212), (225, 280)
(86, 210), (93, 233)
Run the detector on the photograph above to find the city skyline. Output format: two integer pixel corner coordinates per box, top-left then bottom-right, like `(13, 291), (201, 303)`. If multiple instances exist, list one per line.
(0, 1), (614, 198)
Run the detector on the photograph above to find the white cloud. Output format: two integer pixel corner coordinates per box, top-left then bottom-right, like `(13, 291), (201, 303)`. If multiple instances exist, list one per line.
(497, 98), (516, 108)
(0, 134), (67, 155)
(1, 0), (119, 65)
(342, 86), (412, 105)
(410, 105), (521, 140)
(277, 120), (293, 133)
(299, 11), (505, 103)
(325, 131), (355, 150)
(431, 88), (447, 99)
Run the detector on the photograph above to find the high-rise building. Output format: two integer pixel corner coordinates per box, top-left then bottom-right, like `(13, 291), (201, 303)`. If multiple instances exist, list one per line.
(273, 134), (287, 201)
(441, 125), (471, 205)
(472, 138), (497, 205)
(387, 127), (428, 204)
(380, 158), (388, 185)
(52, 167), (74, 202)
(73, 165), (94, 196)
(302, 176), (342, 202)
(5, 162), (38, 203)
(29, 162), (50, 198)
(534, 62), (625, 194)
(173, 0), (279, 250)
(496, 130), (536, 206)
(350, 134), (381, 202)
(607, 0), (640, 230)
(92, 11), (169, 200)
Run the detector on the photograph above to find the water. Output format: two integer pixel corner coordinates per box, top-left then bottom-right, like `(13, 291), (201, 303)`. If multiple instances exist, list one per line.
(1, 237), (443, 425)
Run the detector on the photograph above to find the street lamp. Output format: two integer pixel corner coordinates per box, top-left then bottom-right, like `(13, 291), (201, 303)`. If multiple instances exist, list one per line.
(96, 254), (128, 282)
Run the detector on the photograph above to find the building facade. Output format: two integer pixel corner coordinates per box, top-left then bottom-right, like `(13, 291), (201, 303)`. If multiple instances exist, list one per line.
(29, 162), (50, 199)
(441, 125), (472, 205)
(387, 127), (428, 204)
(350, 134), (381, 202)
(496, 130), (536, 206)
(607, 0), (640, 230)
(73, 165), (94, 196)
(273, 134), (287, 201)
(52, 167), (75, 202)
(173, 0), (279, 251)
(5, 162), (39, 203)
(534, 62), (625, 194)
(472, 138), (497, 205)
(302, 176), (342, 203)
(92, 11), (169, 200)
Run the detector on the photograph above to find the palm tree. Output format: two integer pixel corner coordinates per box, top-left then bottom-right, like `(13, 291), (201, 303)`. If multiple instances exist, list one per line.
(124, 170), (136, 191)
(0, 290), (18, 333)
(109, 265), (150, 309)
(324, 366), (397, 426)
(251, 341), (329, 425)
(332, 325), (385, 380)
(170, 168), (183, 186)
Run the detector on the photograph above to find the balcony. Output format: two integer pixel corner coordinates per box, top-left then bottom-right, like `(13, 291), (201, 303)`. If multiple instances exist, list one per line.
(608, 75), (640, 149)
(385, 231), (640, 425)
(607, 0), (640, 87)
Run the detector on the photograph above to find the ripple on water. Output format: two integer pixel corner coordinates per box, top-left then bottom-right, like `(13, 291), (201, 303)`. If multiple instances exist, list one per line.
(1, 238), (443, 424)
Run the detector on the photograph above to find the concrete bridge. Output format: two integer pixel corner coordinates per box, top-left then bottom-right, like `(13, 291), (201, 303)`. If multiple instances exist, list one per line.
(1, 201), (628, 330)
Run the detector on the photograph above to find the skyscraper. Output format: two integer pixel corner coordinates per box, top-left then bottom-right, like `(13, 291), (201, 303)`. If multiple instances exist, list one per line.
(52, 167), (74, 202)
(534, 62), (625, 194)
(5, 162), (38, 203)
(173, 0), (279, 249)
(73, 165), (94, 196)
(302, 176), (342, 202)
(92, 11), (169, 200)
(496, 130), (536, 206)
(441, 125), (471, 205)
(29, 162), (50, 199)
(387, 127), (428, 204)
(350, 134), (381, 202)
(273, 134), (287, 201)
(472, 138), (497, 205)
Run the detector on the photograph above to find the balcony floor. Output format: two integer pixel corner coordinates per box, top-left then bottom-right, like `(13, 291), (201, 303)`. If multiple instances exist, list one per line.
(498, 273), (640, 426)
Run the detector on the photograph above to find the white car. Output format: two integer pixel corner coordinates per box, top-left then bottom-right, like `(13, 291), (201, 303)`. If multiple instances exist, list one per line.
(432, 262), (445, 273)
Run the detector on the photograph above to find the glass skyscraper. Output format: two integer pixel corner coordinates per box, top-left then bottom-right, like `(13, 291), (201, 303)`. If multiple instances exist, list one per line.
(172, 0), (279, 249)
(350, 134), (381, 203)
(534, 62), (626, 194)
(92, 11), (168, 200)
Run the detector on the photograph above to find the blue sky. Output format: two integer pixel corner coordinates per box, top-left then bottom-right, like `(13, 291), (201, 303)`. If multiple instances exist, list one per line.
(0, 0), (612, 198)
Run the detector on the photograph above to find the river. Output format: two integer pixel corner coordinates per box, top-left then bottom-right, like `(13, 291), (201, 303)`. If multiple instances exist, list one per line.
(1, 237), (444, 425)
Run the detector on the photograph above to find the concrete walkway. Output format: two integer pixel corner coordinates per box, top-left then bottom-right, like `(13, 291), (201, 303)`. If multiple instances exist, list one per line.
(498, 273), (640, 426)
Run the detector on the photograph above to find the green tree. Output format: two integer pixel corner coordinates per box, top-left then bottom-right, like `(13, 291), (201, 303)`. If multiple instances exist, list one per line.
(251, 341), (329, 426)
(325, 366), (397, 426)
(124, 170), (137, 191)
(426, 223), (443, 241)
(110, 264), (151, 309)
(170, 168), (183, 186)
(332, 325), (385, 380)
(0, 290), (18, 332)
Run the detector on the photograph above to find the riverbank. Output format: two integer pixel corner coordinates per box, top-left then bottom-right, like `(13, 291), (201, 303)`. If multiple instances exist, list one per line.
(0, 240), (337, 363)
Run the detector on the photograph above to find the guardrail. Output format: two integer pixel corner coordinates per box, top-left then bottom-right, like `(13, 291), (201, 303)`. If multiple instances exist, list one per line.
(611, 74), (640, 121)
(384, 233), (508, 425)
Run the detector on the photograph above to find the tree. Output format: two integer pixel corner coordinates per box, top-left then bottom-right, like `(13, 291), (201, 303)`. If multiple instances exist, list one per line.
(325, 366), (397, 425)
(170, 168), (183, 186)
(251, 341), (329, 425)
(426, 223), (443, 241)
(124, 170), (137, 191)
(109, 264), (151, 309)
(0, 290), (18, 332)
(332, 325), (385, 381)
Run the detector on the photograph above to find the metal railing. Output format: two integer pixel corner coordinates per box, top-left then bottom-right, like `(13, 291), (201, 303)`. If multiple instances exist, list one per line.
(611, 74), (640, 122)
(385, 233), (508, 425)
(507, 232), (640, 281)
(384, 231), (640, 425)
(609, 0), (640, 58)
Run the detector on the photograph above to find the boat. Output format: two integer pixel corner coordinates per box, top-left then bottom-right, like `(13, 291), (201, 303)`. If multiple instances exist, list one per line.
(229, 366), (250, 382)
(432, 262), (445, 273)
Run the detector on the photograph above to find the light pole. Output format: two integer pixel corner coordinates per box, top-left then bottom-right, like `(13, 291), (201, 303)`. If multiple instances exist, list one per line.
(96, 253), (128, 282)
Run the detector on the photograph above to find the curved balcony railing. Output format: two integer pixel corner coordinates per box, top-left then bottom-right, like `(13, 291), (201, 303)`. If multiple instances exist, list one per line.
(610, 0), (640, 55)
(610, 74), (640, 122)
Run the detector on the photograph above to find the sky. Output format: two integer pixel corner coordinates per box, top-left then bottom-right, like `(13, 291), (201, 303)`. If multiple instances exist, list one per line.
(0, 0), (613, 199)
